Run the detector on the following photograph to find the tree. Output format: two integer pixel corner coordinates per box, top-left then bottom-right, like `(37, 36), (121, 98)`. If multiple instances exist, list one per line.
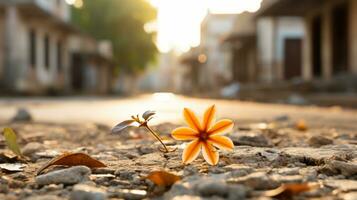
(72, 0), (158, 74)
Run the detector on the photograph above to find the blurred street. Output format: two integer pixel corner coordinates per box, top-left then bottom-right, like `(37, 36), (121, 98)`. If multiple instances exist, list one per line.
(1, 94), (357, 130)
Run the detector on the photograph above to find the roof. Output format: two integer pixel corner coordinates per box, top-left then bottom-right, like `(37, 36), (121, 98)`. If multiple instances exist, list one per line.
(17, 2), (80, 33)
(256, 0), (325, 17)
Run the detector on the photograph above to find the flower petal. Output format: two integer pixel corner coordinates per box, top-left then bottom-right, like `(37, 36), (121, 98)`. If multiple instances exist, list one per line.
(182, 139), (202, 164)
(208, 119), (234, 136)
(202, 142), (219, 165)
(202, 105), (216, 131)
(208, 135), (234, 151)
(171, 127), (199, 140)
(183, 108), (202, 131)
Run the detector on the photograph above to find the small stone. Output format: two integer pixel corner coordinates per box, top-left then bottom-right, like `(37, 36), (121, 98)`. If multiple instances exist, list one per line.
(228, 172), (279, 190)
(225, 165), (254, 178)
(196, 179), (228, 197)
(108, 188), (147, 200)
(12, 108), (32, 122)
(275, 167), (300, 175)
(324, 180), (357, 192)
(322, 160), (357, 176)
(231, 133), (272, 147)
(70, 183), (107, 200)
(270, 174), (303, 184)
(343, 192), (357, 200)
(114, 170), (136, 180)
(308, 135), (333, 147)
(25, 195), (64, 200)
(36, 166), (91, 186)
(22, 142), (44, 156)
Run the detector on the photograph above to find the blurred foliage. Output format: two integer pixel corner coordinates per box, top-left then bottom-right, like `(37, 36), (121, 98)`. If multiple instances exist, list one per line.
(72, 0), (158, 74)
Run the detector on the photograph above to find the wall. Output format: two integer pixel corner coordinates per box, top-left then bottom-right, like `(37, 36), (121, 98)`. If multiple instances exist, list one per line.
(257, 17), (304, 82)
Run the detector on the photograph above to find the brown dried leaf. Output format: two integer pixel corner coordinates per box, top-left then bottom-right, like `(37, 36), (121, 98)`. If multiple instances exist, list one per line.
(142, 111), (156, 120)
(264, 183), (320, 199)
(146, 171), (181, 187)
(36, 152), (106, 175)
(112, 120), (136, 134)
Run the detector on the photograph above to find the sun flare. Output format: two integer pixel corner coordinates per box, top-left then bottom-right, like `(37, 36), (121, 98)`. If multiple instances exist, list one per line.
(149, 0), (262, 53)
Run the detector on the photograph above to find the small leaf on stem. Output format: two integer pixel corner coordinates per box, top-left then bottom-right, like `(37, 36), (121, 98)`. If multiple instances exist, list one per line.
(112, 120), (136, 134)
(2, 128), (23, 158)
(142, 111), (156, 120)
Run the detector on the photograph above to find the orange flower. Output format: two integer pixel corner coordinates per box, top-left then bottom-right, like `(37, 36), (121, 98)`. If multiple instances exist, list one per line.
(171, 105), (234, 165)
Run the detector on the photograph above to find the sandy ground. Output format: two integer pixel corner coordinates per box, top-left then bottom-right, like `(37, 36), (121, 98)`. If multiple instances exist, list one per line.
(0, 95), (356, 199)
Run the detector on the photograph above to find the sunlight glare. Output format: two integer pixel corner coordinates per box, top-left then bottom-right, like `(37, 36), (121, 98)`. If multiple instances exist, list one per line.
(149, 0), (262, 53)
(152, 92), (176, 102)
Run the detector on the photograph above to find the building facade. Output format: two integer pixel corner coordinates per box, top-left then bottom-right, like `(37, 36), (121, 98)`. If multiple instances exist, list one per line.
(199, 13), (236, 91)
(259, 0), (357, 81)
(0, 0), (113, 94)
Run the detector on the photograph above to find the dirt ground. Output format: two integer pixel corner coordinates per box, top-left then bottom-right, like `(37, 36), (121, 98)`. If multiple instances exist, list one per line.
(0, 113), (356, 200)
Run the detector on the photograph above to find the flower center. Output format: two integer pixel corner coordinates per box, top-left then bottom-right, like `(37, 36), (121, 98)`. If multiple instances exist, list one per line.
(199, 131), (209, 141)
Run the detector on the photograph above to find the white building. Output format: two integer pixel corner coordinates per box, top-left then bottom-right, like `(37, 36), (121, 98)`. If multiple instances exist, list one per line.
(0, 0), (113, 94)
(200, 13), (236, 91)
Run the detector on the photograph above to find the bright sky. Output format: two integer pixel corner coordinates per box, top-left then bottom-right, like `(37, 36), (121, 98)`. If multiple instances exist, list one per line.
(148, 0), (263, 53)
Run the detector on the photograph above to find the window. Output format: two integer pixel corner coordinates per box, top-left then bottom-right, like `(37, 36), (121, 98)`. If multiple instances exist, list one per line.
(29, 29), (36, 68)
(44, 35), (50, 69)
(57, 41), (62, 71)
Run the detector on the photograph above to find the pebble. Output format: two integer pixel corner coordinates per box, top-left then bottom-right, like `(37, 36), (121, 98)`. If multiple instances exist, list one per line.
(324, 180), (357, 192)
(232, 133), (272, 147)
(70, 183), (107, 200)
(25, 195), (64, 200)
(195, 179), (228, 197)
(228, 172), (279, 190)
(108, 188), (147, 200)
(22, 142), (44, 156)
(12, 108), (32, 122)
(36, 166), (91, 186)
(343, 192), (357, 200)
(308, 135), (333, 147)
(322, 160), (357, 176)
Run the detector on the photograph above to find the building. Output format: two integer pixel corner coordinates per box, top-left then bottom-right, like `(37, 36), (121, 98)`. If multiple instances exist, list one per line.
(258, 0), (357, 81)
(0, 0), (114, 94)
(222, 12), (257, 84)
(199, 13), (236, 91)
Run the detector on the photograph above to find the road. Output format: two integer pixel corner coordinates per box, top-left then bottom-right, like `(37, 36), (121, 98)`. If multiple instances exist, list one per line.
(0, 93), (357, 130)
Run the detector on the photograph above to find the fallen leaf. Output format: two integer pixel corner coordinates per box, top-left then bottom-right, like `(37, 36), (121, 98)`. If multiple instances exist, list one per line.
(0, 151), (19, 163)
(0, 163), (26, 172)
(145, 171), (181, 187)
(36, 152), (106, 175)
(295, 119), (307, 131)
(142, 111), (156, 120)
(112, 120), (136, 134)
(264, 183), (320, 199)
(2, 128), (23, 157)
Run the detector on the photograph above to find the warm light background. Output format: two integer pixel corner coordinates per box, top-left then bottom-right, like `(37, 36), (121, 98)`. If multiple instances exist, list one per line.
(149, 0), (263, 52)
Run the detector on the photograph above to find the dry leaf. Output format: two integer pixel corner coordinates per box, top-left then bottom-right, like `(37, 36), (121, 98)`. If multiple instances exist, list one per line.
(142, 111), (156, 120)
(264, 183), (320, 199)
(295, 119), (307, 131)
(2, 128), (23, 157)
(0, 163), (26, 172)
(146, 171), (181, 187)
(36, 152), (106, 175)
(112, 120), (136, 134)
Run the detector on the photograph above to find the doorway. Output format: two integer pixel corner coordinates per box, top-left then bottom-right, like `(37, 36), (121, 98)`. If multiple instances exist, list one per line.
(284, 38), (302, 80)
(71, 54), (84, 91)
(332, 2), (349, 74)
(312, 15), (322, 77)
